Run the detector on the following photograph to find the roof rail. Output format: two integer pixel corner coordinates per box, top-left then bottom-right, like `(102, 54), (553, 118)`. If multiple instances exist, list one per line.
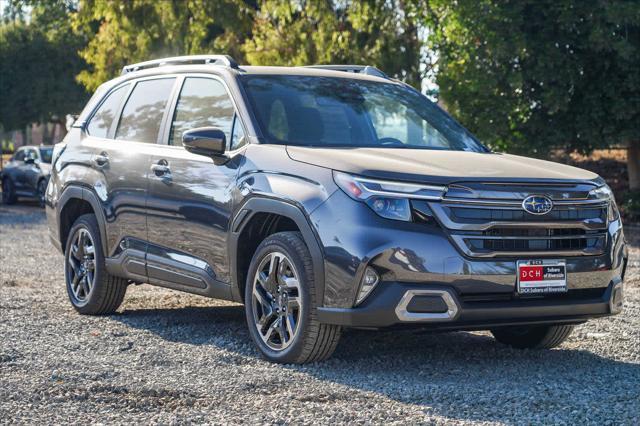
(303, 65), (388, 79)
(121, 55), (239, 75)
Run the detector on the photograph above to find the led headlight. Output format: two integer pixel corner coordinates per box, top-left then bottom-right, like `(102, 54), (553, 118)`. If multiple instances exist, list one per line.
(589, 184), (619, 221)
(333, 171), (446, 221)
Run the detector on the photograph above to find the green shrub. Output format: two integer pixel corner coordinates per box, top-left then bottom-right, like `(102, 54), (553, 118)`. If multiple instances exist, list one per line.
(621, 191), (640, 223)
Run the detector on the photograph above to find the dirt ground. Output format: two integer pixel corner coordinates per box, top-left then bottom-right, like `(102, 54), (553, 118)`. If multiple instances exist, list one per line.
(0, 202), (638, 424)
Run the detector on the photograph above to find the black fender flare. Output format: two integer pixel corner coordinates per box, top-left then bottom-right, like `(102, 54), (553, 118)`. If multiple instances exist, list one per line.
(57, 185), (109, 254)
(228, 196), (326, 304)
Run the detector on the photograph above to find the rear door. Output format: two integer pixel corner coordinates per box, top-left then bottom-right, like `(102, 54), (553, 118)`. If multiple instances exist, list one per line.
(145, 75), (247, 298)
(84, 76), (177, 280)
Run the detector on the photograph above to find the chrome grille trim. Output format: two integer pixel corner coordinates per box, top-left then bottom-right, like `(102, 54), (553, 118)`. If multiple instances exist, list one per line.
(442, 197), (609, 208)
(430, 203), (607, 232)
(429, 183), (610, 258)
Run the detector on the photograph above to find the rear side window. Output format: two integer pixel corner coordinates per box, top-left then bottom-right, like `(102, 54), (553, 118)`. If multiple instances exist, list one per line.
(169, 77), (234, 146)
(87, 85), (128, 138)
(116, 78), (176, 144)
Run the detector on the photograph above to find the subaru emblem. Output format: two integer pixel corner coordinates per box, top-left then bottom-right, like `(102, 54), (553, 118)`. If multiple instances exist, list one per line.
(522, 195), (553, 215)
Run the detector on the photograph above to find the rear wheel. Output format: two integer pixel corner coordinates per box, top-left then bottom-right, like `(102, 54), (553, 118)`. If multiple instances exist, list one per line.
(64, 214), (128, 315)
(245, 231), (341, 364)
(1, 178), (17, 204)
(491, 324), (575, 349)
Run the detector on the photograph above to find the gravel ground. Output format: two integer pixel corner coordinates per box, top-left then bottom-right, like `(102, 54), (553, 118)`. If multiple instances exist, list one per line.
(1, 202), (638, 425)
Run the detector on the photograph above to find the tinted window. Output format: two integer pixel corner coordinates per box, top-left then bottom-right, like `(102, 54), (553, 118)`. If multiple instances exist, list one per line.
(39, 147), (53, 164)
(87, 85), (128, 138)
(169, 78), (234, 146)
(241, 75), (486, 152)
(116, 78), (176, 143)
(13, 150), (25, 162)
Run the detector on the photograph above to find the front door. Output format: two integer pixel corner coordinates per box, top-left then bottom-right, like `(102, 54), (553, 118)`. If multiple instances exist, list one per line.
(145, 76), (246, 298)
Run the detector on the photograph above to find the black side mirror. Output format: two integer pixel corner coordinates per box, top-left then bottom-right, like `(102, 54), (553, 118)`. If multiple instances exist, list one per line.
(24, 157), (35, 165)
(182, 127), (226, 157)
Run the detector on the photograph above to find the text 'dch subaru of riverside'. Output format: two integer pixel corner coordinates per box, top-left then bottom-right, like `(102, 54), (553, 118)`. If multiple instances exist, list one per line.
(46, 55), (627, 363)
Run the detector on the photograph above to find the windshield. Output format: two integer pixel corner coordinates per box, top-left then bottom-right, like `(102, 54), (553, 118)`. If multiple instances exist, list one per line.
(241, 75), (486, 152)
(39, 147), (53, 164)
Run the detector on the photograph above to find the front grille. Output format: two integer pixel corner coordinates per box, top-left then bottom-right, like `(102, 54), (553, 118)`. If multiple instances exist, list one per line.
(428, 182), (609, 258)
(449, 205), (605, 223)
(465, 234), (604, 253)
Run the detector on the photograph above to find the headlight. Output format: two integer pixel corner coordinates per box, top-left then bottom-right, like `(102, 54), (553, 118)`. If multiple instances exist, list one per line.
(589, 184), (619, 221)
(333, 171), (446, 221)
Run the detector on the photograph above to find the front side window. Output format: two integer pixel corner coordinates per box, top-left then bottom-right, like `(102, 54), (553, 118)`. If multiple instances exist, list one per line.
(115, 78), (176, 144)
(87, 84), (128, 138)
(169, 77), (235, 146)
(13, 149), (25, 162)
(241, 75), (486, 152)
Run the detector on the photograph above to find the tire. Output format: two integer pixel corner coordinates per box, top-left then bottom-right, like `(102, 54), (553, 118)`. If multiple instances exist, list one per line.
(37, 179), (47, 208)
(1, 177), (17, 205)
(491, 324), (575, 349)
(245, 231), (341, 364)
(64, 214), (128, 315)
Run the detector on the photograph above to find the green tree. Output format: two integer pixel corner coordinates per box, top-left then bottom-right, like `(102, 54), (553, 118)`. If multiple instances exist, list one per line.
(426, 0), (640, 188)
(73, 0), (256, 92)
(0, 0), (88, 138)
(243, 0), (425, 88)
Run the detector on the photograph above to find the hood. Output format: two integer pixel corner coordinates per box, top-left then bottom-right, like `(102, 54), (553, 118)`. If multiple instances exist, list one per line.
(286, 147), (599, 185)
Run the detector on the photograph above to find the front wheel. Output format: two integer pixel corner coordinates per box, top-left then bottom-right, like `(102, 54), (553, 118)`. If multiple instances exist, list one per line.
(491, 324), (575, 349)
(245, 231), (341, 364)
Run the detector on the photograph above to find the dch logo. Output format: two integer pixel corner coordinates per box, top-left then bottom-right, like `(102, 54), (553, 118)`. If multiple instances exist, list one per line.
(520, 266), (543, 281)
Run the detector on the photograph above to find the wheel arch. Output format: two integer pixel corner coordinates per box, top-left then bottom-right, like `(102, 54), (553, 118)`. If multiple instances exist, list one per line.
(229, 196), (326, 305)
(57, 185), (109, 254)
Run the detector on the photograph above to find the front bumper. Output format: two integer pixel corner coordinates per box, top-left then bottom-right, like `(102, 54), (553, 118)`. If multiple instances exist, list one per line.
(318, 278), (625, 329)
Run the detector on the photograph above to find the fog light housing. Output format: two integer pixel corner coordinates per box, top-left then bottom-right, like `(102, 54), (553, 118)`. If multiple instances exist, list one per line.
(356, 266), (380, 305)
(610, 281), (624, 314)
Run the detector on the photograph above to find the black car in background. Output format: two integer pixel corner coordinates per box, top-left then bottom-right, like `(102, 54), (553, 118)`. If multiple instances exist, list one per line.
(1, 145), (53, 207)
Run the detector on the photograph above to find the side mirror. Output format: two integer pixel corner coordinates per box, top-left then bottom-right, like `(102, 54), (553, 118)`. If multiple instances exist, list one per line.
(24, 157), (35, 165)
(182, 127), (226, 157)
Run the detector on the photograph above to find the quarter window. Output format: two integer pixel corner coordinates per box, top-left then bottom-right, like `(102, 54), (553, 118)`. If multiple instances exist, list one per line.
(169, 78), (234, 146)
(87, 84), (128, 138)
(230, 115), (246, 150)
(115, 78), (176, 144)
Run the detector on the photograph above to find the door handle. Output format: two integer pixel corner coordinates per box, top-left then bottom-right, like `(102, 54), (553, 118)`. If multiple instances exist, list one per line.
(150, 160), (170, 176)
(93, 152), (109, 167)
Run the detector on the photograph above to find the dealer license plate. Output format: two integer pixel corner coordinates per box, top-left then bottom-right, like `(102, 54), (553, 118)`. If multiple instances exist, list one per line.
(517, 260), (567, 294)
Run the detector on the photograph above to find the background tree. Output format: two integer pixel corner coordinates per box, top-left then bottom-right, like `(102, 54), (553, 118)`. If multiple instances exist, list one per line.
(73, 0), (257, 92)
(244, 0), (425, 88)
(426, 0), (640, 188)
(0, 0), (88, 140)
